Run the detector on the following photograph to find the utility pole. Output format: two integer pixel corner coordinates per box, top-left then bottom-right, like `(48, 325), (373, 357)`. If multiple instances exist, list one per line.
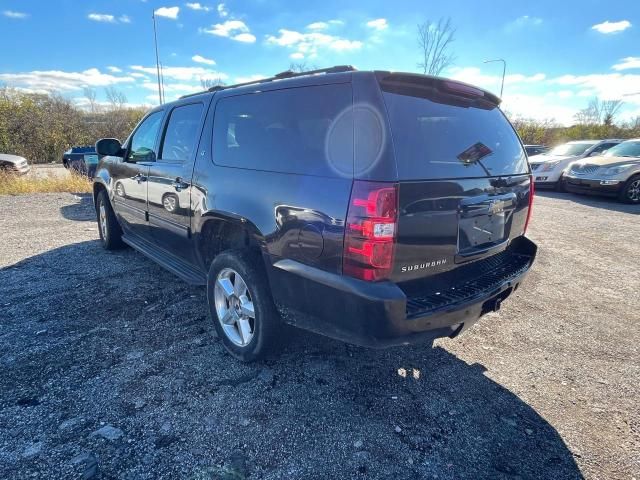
(152, 11), (163, 105)
(483, 58), (506, 98)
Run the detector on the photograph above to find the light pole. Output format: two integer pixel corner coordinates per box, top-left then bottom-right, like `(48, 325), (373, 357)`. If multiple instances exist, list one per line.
(483, 58), (506, 98)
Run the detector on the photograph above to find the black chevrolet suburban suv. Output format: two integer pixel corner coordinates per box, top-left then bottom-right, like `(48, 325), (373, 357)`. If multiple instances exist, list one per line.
(93, 66), (537, 362)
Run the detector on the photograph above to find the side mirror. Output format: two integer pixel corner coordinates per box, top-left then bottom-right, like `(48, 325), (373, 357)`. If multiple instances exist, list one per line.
(96, 138), (123, 157)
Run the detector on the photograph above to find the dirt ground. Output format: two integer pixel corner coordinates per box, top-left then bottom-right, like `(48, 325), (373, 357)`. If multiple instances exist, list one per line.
(0, 191), (638, 479)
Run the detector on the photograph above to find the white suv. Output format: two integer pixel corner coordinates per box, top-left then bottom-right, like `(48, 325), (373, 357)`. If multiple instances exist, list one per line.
(528, 139), (623, 191)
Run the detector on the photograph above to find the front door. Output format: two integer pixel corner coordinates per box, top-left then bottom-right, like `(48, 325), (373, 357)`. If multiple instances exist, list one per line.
(111, 110), (164, 239)
(147, 102), (205, 262)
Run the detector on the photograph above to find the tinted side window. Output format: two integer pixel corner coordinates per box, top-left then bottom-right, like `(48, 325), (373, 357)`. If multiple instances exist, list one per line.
(213, 84), (353, 177)
(129, 111), (163, 162)
(160, 103), (204, 162)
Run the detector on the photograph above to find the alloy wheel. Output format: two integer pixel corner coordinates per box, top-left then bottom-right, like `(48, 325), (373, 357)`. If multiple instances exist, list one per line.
(627, 179), (640, 202)
(213, 268), (256, 346)
(99, 202), (108, 240)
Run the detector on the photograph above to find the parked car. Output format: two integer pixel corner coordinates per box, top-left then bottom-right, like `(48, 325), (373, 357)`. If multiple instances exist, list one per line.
(564, 138), (640, 204)
(0, 153), (30, 175)
(528, 139), (623, 190)
(63, 145), (98, 177)
(93, 66), (537, 362)
(524, 144), (549, 156)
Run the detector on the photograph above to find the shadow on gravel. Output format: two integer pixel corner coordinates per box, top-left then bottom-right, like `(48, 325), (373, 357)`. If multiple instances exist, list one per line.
(536, 189), (639, 214)
(59, 193), (94, 222)
(0, 241), (583, 479)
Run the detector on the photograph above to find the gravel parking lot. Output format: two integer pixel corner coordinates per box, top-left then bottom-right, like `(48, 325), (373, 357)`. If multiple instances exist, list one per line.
(0, 191), (638, 479)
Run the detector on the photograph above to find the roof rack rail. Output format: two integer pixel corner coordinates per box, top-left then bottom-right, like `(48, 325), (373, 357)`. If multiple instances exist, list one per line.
(179, 65), (356, 99)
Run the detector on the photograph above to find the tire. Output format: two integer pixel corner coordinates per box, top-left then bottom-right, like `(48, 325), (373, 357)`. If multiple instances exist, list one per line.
(206, 249), (281, 362)
(556, 175), (566, 192)
(618, 174), (640, 204)
(96, 189), (125, 250)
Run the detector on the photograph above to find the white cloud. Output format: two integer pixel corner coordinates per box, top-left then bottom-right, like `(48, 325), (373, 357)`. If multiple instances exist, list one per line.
(506, 15), (543, 31)
(233, 33), (256, 43)
(88, 13), (130, 24)
(448, 67), (545, 92)
(130, 65), (229, 82)
(290, 52), (305, 60)
(3, 10), (28, 19)
(217, 3), (228, 17)
(307, 21), (329, 30)
(202, 20), (256, 43)
(186, 2), (210, 11)
(591, 20), (631, 34)
(550, 73), (640, 102)
(88, 13), (116, 23)
(235, 74), (265, 84)
(192, 54), (216, 65)
(266, 29), (362, 58)
(155, 7), (180, 20)
(130, 72), (149, 79)
(0, 68), (135, 93)
(107, 66), (123, 73)
(366, 18), (388, 31)
(612, 57), (640, 71)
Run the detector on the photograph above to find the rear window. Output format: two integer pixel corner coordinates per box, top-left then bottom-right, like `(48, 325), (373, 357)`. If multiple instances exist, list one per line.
(381, 90), (528, 180)
(212, 84), (353, 177)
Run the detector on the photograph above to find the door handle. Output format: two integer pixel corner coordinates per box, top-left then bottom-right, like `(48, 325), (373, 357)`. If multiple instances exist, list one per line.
(172, 177), (189, 191)
(133, 173), (147, 183)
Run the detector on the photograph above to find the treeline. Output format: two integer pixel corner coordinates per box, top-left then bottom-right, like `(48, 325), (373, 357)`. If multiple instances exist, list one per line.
(1, 87), (639, 164)
(510, 117), (640, 146)
(0, 87), (148, 163)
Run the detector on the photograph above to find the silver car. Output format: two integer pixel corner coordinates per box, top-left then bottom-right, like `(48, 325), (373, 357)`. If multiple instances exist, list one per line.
(0, 153), (31, 175)
(564, 139), (640, 204)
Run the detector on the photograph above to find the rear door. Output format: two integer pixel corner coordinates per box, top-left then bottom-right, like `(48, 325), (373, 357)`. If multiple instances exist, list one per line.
(148, 101), (206, 262)
(375, 73), (531, 283)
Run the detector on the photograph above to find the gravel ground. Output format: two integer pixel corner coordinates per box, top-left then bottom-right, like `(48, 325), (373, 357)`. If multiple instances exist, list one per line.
(0, 192), (638, 479)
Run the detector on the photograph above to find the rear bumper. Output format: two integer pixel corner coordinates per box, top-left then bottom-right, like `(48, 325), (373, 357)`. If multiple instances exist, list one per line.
(564, 177), (622, 197)
(267, 236), (537, 348)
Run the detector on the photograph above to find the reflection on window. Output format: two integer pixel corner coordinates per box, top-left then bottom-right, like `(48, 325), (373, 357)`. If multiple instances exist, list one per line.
(161, 103), (204, 162)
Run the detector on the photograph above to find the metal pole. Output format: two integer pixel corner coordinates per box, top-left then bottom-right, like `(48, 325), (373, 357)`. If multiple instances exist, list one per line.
(483, 58), (506, 98)
(152, 12), (163, 105)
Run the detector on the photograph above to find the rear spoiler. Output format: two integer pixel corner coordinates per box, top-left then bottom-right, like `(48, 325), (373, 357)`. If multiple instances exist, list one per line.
(375, 71), (501, 109)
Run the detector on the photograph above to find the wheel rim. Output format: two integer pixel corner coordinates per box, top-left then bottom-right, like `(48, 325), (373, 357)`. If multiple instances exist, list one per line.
(163, 196), (176, 212)
(627, 179), (640, 202)
(213, 268), (255, 346)
(99, 203), (108, 240)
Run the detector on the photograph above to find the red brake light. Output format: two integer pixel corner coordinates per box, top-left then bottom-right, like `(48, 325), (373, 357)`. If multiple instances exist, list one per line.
(343, 181), (398, 281)
(524, 177), (534, 234)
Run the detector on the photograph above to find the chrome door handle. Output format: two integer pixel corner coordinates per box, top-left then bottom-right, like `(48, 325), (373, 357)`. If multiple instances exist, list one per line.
(172, 178), (189, 191)
(133, 173), (147, 183)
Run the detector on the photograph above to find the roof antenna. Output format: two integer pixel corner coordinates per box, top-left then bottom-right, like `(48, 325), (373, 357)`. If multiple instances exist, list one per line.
(152, 11), (163, 105)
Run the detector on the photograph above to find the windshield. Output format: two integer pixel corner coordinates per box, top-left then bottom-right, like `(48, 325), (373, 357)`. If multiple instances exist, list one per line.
(604, 141), (640, 158)
(549, 142), (596, 156)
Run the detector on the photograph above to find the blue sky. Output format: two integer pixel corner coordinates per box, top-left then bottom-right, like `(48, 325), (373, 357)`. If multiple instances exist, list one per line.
(1, 0), (638, 124)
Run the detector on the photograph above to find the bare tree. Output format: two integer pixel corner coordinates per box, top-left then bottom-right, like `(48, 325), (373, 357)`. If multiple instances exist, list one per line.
(601, 99), (623, 126)
(200, 77), (226, 89)
(83, 87), (98, 113)
(288, 62), (318, 73)
(574, 98), (601, 125)
(417, 18), (456, 76)
(574, 98), (624, 126)
(104, 87), (127, 110)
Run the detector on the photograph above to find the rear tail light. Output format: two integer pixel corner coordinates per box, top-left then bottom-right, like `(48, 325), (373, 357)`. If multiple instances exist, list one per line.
(524, 177), (534, 234)
(343, 180), (398, 281)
